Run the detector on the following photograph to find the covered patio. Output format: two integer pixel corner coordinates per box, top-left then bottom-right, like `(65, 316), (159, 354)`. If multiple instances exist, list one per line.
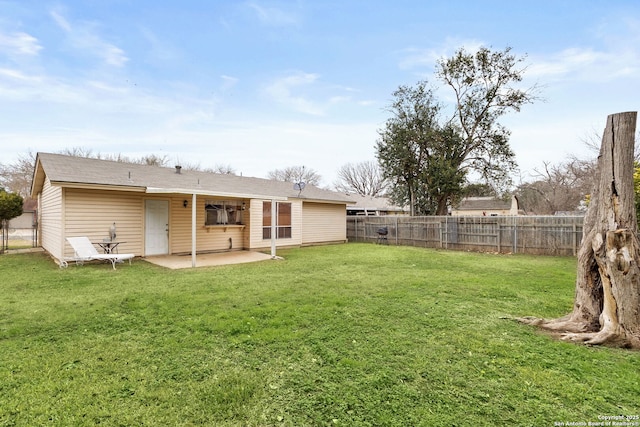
(32, 153), (353, 268)
(143, 250), (275, 269)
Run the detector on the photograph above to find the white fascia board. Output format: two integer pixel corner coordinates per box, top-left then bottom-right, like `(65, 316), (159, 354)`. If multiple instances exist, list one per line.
(51, 181), (147, 192)
(145, 187), (288, 201)
(296, 197), (355, 205)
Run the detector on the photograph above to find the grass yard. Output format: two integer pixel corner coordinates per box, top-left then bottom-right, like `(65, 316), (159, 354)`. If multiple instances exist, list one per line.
(1, 243), (639, 426)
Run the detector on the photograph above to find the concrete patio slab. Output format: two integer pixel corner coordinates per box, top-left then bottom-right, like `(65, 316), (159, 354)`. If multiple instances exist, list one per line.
(143, 250), (275, 269)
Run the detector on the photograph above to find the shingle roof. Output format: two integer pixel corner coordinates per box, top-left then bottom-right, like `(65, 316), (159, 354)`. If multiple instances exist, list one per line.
(33, 153), (354, 204)
(456, 197), (511, 210)
(348, 195), (406, 211)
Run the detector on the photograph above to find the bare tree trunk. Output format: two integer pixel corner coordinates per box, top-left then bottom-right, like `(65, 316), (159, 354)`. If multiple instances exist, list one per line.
(520, 112), (640, 348)
(409, 184), (417, 216)
(436, 196), (449, 216)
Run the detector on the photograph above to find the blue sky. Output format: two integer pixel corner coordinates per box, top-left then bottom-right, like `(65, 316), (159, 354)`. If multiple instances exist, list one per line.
(1, 1), (639, 187)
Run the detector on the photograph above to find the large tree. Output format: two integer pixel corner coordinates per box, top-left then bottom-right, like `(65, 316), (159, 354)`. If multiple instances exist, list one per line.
(334, 161), (388, 197)
(635, 161), (640, 221)
(376, 46), (539, 215)
(520, 112), (640, 348)
(436, 46), (539, 192)
(516, 158), (595, 214)
(376, 82), (464, 215)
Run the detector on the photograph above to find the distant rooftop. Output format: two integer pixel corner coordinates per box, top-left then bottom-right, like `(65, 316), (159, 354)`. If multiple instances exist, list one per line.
(456, 196), (511, 211)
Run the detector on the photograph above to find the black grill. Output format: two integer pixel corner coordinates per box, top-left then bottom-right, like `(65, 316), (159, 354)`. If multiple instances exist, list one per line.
(376, 227), (388, 244)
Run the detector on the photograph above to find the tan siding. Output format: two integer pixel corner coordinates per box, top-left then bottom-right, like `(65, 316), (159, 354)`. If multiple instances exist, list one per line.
(40, 177), (63, 261)
(302, 202), (347, 244)
(170, 197), (247, 254)
(247, 199), (263, 249)
(60, 190), (252, 258)
(169, 197), (192, 253)
(291, 201), (302, 245)
(63, 189), (145, 258)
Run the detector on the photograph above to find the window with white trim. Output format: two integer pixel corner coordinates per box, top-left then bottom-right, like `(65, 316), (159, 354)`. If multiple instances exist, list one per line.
(262, 202), (292, 239)
(204, 200), (244, 225)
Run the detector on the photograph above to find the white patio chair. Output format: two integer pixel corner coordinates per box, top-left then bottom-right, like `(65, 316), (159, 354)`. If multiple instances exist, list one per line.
(65, 236), (134, 270)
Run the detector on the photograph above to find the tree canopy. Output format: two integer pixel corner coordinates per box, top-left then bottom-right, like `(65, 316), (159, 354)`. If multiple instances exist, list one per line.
(0, 188), (23, 252)
(0, 188), (23, 220)
(376, 46), (539, 215)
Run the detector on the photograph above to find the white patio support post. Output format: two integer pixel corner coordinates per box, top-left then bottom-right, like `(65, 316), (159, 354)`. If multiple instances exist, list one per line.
(270, 199), (277, 258)
(191, 193), (197, 268)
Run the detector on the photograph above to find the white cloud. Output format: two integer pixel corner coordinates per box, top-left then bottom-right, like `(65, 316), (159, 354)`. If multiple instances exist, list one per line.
(220, 75), (239, 91)
(527, 17), (640, 84)
(102, 44), (128, 67)
(50, 8), (128, 67)
(264, 72), (324, 115)
(139, 27), (178, 62)
(87, 80), (129, 94)
(50, 10), (72, 32)
(0, 67), (43, 83)
(528, 46), (639, 83)
(0, 31), (42, 56)
(245, 2), (300, 27)
(528, 48), (603, 78)
(329, 96), (351, 105)
(0, 65), (185, 115)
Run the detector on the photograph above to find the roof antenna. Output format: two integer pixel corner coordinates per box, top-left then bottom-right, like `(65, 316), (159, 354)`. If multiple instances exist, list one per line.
(293, 181), (306, 197)
(293, 165), (306, 196)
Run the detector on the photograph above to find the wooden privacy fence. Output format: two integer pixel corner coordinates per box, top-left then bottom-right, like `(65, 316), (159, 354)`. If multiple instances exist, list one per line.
(347, 215), (585, 256)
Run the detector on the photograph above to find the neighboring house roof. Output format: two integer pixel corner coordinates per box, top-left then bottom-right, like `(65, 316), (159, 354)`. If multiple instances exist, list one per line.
(31, 153), (355, 204)
(452, 195), (523, 216)
(456, 196), (512, 211)
(347, 195), (407, 213)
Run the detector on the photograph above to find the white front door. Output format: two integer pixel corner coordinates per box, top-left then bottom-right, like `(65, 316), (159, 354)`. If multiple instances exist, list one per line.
(145, 200), (169, 255)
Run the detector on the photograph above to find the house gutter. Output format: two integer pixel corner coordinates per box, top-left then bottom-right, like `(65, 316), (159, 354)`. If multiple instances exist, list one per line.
(145, 187), (288, 201)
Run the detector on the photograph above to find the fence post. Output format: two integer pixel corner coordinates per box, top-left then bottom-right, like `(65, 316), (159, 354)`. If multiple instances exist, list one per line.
(395, 216), (399, 245)
(513, 216), (518, 254)
(353, 217), (357, 242)
(444, 216), (448, 249)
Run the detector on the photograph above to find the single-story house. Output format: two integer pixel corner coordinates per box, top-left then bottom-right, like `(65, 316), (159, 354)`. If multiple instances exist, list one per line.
(31, 153), (355, 267)
(346, 195), (408, 216)
(450, 195), (523, 216)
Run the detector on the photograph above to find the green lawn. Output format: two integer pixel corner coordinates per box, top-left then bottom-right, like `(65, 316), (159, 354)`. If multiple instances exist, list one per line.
(1, 244), (638, 426)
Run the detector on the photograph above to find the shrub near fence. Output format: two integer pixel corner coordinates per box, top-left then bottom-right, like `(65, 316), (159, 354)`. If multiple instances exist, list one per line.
(347, 215), (585, 256)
